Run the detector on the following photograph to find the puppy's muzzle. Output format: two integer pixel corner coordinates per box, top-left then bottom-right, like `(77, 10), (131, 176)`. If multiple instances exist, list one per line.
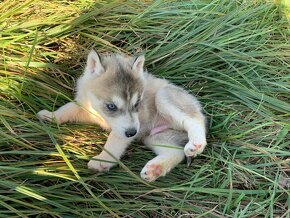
(125, 128), (137, 138)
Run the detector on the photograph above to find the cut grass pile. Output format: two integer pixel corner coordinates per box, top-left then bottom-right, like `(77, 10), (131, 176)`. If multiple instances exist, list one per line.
(0, 0), (289, 217)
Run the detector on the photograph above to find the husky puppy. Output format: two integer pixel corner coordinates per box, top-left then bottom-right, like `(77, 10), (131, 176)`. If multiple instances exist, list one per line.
(37, 50), (207, 182)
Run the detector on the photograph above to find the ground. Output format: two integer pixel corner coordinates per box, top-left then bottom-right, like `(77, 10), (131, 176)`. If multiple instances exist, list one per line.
(0, 0), (289, 217)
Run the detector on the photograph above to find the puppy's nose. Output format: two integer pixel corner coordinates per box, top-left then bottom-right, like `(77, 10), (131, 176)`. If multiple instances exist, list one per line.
(125, 128), (137, 138)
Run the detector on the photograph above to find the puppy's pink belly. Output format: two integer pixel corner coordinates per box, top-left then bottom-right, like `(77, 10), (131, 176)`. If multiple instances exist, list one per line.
(150, 124), (168, 135)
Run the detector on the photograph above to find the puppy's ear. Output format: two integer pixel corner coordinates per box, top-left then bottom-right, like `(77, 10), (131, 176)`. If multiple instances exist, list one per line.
(132, 55), (145, 79)
(84, 49), (104, 78)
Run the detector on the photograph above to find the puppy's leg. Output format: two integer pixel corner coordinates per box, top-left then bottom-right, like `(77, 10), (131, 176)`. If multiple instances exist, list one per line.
(155, 86), (207, 158)
(140, 130), (187, 182)
(88, 132), (133, 172)
(37, 102), (94, 124)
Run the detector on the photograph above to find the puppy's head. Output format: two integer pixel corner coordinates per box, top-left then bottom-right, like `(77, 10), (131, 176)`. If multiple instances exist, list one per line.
(82, 49), (145, 138)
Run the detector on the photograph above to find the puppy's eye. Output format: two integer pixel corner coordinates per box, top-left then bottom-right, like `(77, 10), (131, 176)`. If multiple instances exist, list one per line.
(134, 99), (141, 110)
(106, 103), (117, 111)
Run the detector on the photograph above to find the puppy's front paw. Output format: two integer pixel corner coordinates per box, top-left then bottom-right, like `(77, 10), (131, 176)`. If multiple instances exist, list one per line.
(37, 110), (53, 122)
(140, 162), (166, 182)
(184, 136), (207, 157)
(87, 154), (115, 172)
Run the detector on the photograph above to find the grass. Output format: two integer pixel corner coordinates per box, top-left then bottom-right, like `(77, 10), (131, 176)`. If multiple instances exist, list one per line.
(0, 0), (289, 217)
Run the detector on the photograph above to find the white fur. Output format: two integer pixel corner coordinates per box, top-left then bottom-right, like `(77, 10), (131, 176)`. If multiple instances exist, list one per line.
(106, 112), (140, 138)
(37, 50), (207, 182)
(84, 50), (104, 79)
(154, 87), (207, 158)
(112, 96), (125, 108)
(130, 92), (138, 107)
(88, 132), (133, 171)
(132, 55), (145, 80)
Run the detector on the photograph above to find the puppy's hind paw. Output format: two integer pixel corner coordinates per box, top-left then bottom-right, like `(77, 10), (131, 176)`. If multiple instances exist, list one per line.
(140, 163), (165, 182)
(184, 139), (207, 158)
